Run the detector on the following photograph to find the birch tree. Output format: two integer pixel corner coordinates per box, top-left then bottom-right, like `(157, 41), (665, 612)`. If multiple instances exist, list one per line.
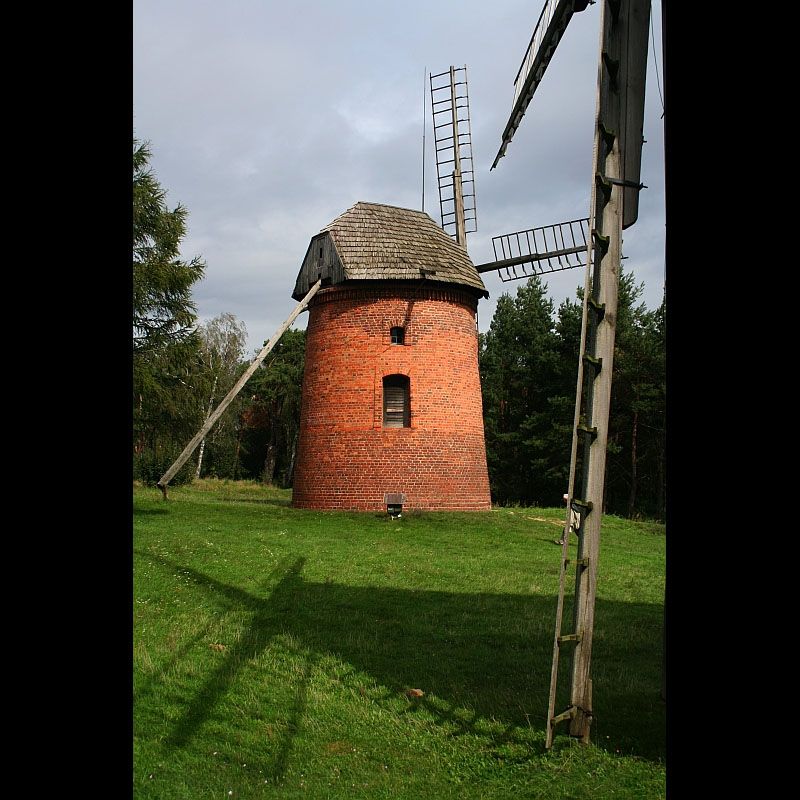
(194, 313), (248, 478)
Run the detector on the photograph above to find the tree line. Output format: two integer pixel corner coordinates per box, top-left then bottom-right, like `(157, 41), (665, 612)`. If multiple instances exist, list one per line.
(133, 137), (665, 520)
(133, 137), (304, 488)
(479, 273), (665, 520)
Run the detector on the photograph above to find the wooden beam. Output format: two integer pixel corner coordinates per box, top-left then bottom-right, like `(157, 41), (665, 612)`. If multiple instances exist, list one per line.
(156, 279), (322, 497)
(474, 245), (585, 274)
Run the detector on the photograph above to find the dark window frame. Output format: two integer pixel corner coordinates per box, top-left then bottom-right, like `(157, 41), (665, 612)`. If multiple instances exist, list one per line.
(382, 374), (410, 428)
(390, 326), (405, 345)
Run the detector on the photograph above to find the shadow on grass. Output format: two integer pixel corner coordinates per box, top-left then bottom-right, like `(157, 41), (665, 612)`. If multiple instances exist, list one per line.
(135, 552), (665, 772)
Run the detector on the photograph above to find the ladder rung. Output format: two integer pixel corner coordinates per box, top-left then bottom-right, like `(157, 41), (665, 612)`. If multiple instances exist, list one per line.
(602, 51), (620, 88)
(588, 296), (605, 320)
(591, 229), (609, 253)
(550, 707), (576, 726)
(599, 121), (616, 149)
(571, 498), (593, 514)
(582, 353), (602, 372)
(595, 173), (613, 201)
(577, 422), (597, 439)
(565, 557), (589, 567)
(558, 633), (582, 644)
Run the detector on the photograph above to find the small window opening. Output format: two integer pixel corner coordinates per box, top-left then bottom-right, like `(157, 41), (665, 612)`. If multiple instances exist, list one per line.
(383, 374), (410, 428)
(390, 326), (405, 345)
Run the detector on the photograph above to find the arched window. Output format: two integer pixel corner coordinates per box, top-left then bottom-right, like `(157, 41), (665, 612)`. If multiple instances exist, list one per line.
(390, 326), (405, 345)
(383, 374), (410, 428)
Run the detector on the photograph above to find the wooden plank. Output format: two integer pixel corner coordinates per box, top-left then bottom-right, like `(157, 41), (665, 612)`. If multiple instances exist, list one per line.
(383, 493), (406, 504)
(618, 0), (650, 228)
(156, 279), (322, 496)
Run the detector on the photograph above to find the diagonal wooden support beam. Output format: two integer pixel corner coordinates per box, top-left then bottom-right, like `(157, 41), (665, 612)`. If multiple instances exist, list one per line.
(156, 279), (322, 498)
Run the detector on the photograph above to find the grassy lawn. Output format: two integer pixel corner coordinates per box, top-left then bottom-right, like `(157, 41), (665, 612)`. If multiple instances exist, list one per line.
(133, 479), (666, 799)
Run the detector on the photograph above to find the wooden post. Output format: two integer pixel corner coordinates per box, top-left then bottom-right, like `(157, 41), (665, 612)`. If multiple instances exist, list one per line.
(565, 0), (650, 743)
(449, 66), (467, 247)
(156, 279), (322, 497)
(453, 169), (466, 247)
(567, 0), (625, 742)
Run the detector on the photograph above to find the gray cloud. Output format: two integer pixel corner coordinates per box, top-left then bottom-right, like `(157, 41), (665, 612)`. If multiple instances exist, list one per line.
(134, 0), (665, 357)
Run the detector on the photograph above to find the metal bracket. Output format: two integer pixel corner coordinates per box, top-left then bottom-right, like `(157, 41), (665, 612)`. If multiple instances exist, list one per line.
(604, 177), (648, 191)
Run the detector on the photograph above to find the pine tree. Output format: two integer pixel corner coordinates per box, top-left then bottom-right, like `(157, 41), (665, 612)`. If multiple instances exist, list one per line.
(480, 276), (567, 505)
(133, 137), (207, 478)
(605, 279), (666, 519)
(133, 139), (206, 356)
(480, 269), (665, 519)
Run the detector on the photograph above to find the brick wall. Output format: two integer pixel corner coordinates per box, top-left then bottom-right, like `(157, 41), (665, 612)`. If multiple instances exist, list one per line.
(291, 284), (492, 511)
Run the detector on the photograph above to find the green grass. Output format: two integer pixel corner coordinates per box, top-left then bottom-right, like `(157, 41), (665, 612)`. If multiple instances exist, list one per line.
(133, 479), (666, 799)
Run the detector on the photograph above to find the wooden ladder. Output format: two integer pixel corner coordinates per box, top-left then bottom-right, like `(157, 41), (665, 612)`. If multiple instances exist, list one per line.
(545, 493), (595, 748)
(544, 0), (649, 749)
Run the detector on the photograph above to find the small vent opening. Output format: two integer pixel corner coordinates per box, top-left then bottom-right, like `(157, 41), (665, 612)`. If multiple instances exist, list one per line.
(384, 492), (406, 518)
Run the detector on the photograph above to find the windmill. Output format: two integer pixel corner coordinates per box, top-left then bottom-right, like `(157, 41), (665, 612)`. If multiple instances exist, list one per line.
(158, 12), (662, 736)
(157, 71), (490, 504)
(432, 0), (659, 749)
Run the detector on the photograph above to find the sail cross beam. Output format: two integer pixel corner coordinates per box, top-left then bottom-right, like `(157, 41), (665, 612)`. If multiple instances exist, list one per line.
(474, 217), (590, 281)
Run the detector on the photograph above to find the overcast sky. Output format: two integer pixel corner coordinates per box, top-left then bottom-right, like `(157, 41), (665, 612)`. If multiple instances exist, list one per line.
(133, 0), (665, 358)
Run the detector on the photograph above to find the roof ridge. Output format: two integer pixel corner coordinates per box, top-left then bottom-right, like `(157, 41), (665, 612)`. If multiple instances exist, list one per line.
(295, 201), (488, 300)
(321, 201), (432, 230)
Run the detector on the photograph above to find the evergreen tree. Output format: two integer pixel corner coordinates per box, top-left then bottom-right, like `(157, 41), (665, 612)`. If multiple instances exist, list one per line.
(133, 138), (205, 359)
(133, 137), (207, 480)
(240, 328), (306, 486)
(604, 280), (666, 518)
(479, 269), (666, 519)
(480, 276), (569, 505)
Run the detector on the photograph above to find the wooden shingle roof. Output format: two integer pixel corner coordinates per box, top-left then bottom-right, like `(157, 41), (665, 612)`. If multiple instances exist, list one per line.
(292, 201), (488, 300)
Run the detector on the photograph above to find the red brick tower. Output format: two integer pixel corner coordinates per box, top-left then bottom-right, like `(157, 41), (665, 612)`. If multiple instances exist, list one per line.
(290, 202), (492, 512)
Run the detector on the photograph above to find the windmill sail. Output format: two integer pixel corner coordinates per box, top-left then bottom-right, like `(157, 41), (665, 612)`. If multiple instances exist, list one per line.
(491, 0), (591, 169)
(429, 66), (477, 246)
(475, 217), (590, 281)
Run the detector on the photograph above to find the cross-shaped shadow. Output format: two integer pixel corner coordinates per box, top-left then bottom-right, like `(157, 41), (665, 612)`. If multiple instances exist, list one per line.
(134, 551), (665, 767)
